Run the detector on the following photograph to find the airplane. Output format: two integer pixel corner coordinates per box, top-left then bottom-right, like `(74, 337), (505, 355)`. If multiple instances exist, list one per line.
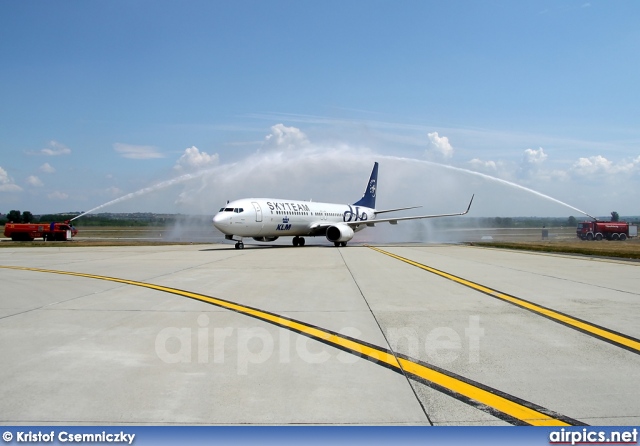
(212, 162), (474, 249)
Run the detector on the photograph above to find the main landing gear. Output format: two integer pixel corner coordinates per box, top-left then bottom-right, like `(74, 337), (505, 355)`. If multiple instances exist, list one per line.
(234, 241), (244, 249)
(292, 236), (306, 247)
(333, 241), (347, 247)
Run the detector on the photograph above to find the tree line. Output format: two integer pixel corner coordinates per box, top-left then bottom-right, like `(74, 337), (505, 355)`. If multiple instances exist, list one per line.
(1, 210), (635, 228)
(1, 210), (179, 227)
(2, 210), (35, 224)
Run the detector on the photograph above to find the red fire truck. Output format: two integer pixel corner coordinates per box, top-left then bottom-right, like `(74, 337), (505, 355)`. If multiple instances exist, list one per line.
(3, 221), (78, 241)
(576, 220), (637, 241)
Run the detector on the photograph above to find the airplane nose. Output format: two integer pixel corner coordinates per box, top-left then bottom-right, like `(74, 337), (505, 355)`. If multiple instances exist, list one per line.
(212, 213), (226, 231)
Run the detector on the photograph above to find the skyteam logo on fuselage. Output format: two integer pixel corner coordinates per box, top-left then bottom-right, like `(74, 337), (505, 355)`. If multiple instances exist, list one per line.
(343, 205), (368, 222)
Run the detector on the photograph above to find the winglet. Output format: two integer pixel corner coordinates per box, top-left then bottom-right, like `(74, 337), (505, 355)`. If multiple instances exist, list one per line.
(353, 162), (378, 209)
(465, 194), (474, 214)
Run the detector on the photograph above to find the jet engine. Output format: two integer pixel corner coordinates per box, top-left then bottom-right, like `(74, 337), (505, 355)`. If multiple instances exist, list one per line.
(252, 236), (279, 242)
(326, 224), (354, 243)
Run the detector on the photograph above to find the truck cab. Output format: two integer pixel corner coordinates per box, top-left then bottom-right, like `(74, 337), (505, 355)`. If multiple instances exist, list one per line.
(576, 222), (594, 240)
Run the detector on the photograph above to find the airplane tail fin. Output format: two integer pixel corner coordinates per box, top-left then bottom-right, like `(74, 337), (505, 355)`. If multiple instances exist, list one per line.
(353, 162), (378, 209)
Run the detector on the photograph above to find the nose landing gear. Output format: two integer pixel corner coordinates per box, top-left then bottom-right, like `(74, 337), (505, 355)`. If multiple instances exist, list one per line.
(292, 236), (306, 247)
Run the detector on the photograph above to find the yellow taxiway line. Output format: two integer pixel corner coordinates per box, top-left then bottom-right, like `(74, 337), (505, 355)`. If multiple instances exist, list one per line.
(0, 264), (584, 426)
(367, 246), (640, 355)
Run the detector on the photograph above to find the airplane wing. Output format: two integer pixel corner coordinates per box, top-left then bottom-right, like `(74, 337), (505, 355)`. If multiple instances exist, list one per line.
(350, 194), (474, 227)
(374, 205), (422, 215)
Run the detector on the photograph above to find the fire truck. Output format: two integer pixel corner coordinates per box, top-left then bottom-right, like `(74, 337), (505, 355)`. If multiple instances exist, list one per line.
(3, 221), (78, 241)
(576, 220), (638, 241)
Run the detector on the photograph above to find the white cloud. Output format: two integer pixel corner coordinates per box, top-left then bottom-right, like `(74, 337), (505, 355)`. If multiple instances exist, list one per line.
(262, 124), (310, 151)
(0, 167), (11, 184)
(114, 143), (164, 159)
(469, 158), (498, 170)
(0, 184), (22, 192)
(571, 155), (614, 175)
(427, 132), (454, 158)
(467, 158), (514, 180)
(614, 155), (640, 174)
(39, 163), (56, 173)
(0, 166), (23, 192)
(518, 147), (548, 179)
(523, 147), (547, 165)
(570, 154), (640, 177)
(174, 146), (219, 171)
(47, 191), (69, 200)
(41, 140), (71, 156)
(26, 175), (43, 187)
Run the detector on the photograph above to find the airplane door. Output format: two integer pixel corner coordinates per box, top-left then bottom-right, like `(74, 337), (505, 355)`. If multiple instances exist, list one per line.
(252, 202), (262, 222)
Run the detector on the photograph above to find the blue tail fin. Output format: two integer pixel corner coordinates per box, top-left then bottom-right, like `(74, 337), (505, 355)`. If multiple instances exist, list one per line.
(353, 162), (378, 209)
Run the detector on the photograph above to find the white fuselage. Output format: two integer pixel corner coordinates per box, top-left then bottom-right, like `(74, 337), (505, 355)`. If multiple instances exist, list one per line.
(212, 198), (375, 238)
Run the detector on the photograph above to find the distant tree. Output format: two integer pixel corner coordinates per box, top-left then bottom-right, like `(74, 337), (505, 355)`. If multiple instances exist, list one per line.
(567, 216), (577, 227)
(611, 211), (620, 222)
(38, 214), (76, 223)
(7, 210), (21, 223)
(22, 211), (34, 223)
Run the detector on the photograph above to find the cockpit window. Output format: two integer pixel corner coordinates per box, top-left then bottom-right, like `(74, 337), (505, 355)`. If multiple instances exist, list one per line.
(218, 207), (244, 213)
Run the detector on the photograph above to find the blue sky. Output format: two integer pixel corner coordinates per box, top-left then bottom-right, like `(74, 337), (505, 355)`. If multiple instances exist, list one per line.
(1, 0), (639, 218)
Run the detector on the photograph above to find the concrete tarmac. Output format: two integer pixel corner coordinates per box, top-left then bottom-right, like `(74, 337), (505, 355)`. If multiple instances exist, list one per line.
(0, 243), (638, 425)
